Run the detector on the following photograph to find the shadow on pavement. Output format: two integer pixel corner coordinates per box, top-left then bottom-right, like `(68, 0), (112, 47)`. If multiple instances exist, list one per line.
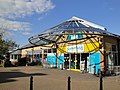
(0, 72), (47, 83)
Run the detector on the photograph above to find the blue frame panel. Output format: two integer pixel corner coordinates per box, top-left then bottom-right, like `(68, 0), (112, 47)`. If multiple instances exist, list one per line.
(47, 53), (64, 68)
(47, 53), (56, 67)
(89, 52), (100, 74)
(58, 54), (64, 69)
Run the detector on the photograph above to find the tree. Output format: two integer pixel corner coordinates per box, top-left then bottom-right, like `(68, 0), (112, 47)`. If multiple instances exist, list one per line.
(0, 31), (19, 56)
(0, 31), (19, 67)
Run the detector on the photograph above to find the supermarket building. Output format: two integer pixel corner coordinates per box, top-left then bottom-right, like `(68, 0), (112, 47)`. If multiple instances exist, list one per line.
(10, 17), (120, 74)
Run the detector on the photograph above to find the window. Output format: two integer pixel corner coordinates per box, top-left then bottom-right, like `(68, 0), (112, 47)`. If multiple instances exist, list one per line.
(48, 49), (51, 53)
(44, 49), (47, 53)
(40, 54), (42, 58)
(11, 55), (13, 59)
(34, 54), (40, 60)
(44, 54), (47, 59)
(37, 54), (39, 58)
(18, 54), (21, 59)
(110, 45), (118, 65)
(14, 55), (17, 59)
(113, 53), (118, 66)
(112, 45), (116, 51)
(52, 48), (56, 53)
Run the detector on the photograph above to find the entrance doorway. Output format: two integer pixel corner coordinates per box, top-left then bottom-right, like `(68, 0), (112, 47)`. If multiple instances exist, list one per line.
(80, 53), (89, 72)
(64, 54), (69, 69)
(64, 53), (89, 72)
(70, 53), (80, 69)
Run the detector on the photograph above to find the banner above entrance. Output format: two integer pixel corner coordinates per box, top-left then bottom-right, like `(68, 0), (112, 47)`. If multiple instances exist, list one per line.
(67, 44), (84, 53)
(66, 42), (99, 53)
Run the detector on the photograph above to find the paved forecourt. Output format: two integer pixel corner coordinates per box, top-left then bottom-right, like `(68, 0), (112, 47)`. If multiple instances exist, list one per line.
(0, 66), (120, 90)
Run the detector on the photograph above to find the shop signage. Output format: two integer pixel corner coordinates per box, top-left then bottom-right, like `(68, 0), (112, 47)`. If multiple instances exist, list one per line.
(67, 34), (82, 41)
(66, 44), (84, 53)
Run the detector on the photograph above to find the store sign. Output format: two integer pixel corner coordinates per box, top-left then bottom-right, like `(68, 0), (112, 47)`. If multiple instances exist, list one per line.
(67, 34), (82, 41)
(66, 44), (84, 53)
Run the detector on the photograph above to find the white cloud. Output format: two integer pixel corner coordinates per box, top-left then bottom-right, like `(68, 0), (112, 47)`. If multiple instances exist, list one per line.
(0, 0), (55, 19)
(0, 18), (31, 31)
(38, 16), (44, 21)
(0, 0), (55, 36)
(22, 31), (31, 36)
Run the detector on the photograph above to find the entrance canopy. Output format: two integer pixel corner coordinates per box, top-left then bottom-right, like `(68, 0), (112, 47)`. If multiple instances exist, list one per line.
(29, 16), (119, 46)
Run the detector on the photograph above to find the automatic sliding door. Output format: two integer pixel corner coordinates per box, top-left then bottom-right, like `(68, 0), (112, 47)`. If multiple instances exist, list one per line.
(70, 53), (80, 70)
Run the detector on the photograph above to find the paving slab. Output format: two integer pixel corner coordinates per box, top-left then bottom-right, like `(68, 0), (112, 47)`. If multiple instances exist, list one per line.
(0, 66), (120, 90)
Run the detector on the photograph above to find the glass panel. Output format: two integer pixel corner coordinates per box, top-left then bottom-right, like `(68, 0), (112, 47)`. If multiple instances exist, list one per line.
(52, 48), (56, 53)
(112, 45), (116, 51)
(44, 54), (47, 60)
(70, 54), (75, 69)
(44, 49), (47, 53)
(114, 53), (118, 66)
(40, 54), (42, 58)
(14, 55), (17, 59)
(48, 49), (51, 53)
(11, 55), (13, 59)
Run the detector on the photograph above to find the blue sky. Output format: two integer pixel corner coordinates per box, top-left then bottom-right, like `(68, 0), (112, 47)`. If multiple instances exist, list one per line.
(0, 0), (120, 47)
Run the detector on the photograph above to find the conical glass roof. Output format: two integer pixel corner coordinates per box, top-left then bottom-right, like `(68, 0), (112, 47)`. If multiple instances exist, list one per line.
(29, 16), (120, 46)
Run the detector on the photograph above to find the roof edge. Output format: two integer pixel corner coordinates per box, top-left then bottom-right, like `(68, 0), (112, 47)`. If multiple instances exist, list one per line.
(68, 16), (106, 30)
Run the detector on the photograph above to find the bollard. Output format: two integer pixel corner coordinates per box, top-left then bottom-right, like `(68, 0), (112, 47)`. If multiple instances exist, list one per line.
(68, 76), (71, 90)
(30, 76), (33, 90)
(100, 71), (103, 90)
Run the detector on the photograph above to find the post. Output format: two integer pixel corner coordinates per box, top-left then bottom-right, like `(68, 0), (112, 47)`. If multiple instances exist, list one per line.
(30, 76), (33, 90)
(69, 53), (71, 70)
(100, 71), (103, 90)
(74, 53), (77, 69)
(56, 44), (58, 68)
(68, 76), (71, 90)
(103, 37), (106, 75)
(31, 48), (34, 62)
